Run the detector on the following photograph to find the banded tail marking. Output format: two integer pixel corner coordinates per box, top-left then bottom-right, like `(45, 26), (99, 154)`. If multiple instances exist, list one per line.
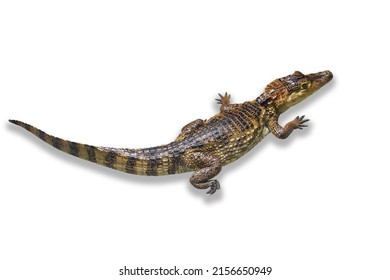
(9, 119), (100, 163)
(9, 120), (182, 176)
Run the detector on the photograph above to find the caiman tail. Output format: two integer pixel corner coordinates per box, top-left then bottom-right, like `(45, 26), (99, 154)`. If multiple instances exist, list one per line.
(9, 120), (183, 176)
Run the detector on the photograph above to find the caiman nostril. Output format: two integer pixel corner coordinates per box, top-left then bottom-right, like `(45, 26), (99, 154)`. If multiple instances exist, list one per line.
(324, 70), (333, 80)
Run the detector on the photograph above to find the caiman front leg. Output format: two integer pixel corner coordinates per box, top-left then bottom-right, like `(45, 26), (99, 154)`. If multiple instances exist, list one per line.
(268, 115), (309, 139)
(215, 92), (231, 111)
(182, 152), (222, 195)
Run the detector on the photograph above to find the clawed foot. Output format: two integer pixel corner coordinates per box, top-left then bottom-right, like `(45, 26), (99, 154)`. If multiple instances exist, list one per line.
(206, 180), (220, 195)
(215, 92), (231, 105)
(292, 115), (310, 130)
(269, 115), (310, 139)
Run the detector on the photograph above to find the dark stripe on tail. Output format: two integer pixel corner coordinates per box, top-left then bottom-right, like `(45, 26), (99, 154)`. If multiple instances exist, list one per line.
(146, 159), (159, 176)
(38, 129), (46, 141)
(146, 148), (159, 176)
(68, 141), (79, 157)
(24, 123), (32, 131)
(167, 145), (181, 175)
(125, 156), (136, 173)
(168, 156), (178, 175)
(52, 137), (63, 150)
(85, 145), (97, 163)
(104, 151), (117, 168)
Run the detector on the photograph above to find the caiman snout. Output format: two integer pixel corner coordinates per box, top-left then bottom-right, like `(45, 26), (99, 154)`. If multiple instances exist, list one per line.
(308, 70), (333, 90)
(321, 70), (333, 82)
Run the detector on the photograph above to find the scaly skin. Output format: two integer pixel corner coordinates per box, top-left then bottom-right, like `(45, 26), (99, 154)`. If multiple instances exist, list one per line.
(9, 70), (333, 195)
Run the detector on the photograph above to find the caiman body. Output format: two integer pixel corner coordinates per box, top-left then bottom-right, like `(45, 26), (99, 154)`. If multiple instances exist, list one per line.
(10, 70), (333, 194)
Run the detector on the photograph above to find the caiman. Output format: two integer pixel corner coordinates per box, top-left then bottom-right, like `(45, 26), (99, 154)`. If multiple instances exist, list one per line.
(9, 70), (333, 194)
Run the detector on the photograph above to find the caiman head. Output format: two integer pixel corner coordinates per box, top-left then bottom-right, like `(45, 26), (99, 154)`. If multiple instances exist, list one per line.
(257, 70), (333, 114)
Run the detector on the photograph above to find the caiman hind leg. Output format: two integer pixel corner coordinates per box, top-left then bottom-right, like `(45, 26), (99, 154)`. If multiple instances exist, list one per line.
(176, 119), (205, 141)
(268, 115), (309, 139)
(183, 152), (222, 195)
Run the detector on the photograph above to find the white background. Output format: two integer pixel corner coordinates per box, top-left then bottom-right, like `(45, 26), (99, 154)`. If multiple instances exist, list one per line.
(1, 1), (389, 279)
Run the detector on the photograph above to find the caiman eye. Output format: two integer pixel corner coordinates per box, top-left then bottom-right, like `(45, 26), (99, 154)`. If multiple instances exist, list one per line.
(293, 71), (304, 77)
(301, 82), (309, 90)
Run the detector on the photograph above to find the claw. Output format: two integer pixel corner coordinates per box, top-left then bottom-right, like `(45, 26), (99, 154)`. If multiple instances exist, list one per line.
(215, 92), (231, 106)
(292, 115), (310, 131)
(207, 187), (217, 195)
(206, 180), (220, 195)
